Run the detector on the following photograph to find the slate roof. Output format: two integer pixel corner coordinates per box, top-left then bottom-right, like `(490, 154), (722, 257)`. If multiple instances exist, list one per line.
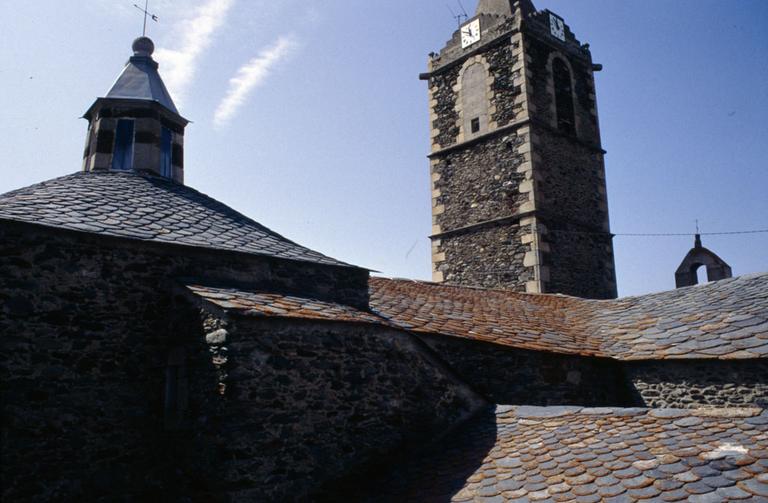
(369, 273), (768, 361)
(186, 284), (390, 326)
(356, 405), (768, 502)
(370, 277), (602, 355)
(179, 273), (768, 361)
(0, 171), (352, 268)
(104, 44), (179, 114)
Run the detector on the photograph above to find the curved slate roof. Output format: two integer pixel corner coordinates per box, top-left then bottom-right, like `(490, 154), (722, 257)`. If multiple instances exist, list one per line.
(371, 277), (602, 355)
(354, 405), (768, 501)
(369, 273), (768, 360)
(178, 274), (768, 361)
(0, 171), (353, 268)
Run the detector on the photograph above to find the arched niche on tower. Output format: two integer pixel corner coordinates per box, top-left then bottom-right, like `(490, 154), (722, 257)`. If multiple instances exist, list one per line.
(457, 56), (493, 141)
(545, 52), (580, 138)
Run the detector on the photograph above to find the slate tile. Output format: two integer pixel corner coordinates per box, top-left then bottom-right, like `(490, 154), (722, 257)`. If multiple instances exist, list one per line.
(715, 485), (753, 500)
(684, 481), (717, 494)
(738, 479), (768, 497)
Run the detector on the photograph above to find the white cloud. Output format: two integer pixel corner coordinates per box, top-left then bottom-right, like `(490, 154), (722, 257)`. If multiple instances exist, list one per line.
(154, 0), (236, 105)
(213, 36), (297, 128)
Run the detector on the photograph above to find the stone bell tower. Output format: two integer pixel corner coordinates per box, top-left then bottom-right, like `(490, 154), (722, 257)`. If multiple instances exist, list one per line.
(422, 0), (617, 299)
(82, 37), (188, 184)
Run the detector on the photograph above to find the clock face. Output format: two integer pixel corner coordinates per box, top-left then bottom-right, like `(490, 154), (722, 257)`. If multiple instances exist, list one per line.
(550, 13), (566, 42)
(461, 19), (481, 49)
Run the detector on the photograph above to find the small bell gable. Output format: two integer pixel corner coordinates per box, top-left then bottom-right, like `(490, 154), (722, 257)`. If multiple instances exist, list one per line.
(675, 234), (733, 288)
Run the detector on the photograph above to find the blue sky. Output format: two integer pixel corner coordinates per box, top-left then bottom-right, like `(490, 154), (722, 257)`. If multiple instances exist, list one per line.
(1, 0), (766, 296)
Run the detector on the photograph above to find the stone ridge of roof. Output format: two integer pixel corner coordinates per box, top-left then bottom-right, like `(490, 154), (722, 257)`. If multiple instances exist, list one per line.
(0, 171), (358, 269)
(368, 273), (768, 361)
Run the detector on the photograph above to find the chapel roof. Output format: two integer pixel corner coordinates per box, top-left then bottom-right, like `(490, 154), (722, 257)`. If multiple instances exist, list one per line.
(0, 171), (354, 268)
(349, 405), (768, 501)
(184, 272), (768, 361)
(369, 273), (768, 361)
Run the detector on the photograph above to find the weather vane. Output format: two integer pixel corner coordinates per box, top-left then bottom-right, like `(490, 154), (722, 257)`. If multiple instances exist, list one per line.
(134, 0), (158, 37)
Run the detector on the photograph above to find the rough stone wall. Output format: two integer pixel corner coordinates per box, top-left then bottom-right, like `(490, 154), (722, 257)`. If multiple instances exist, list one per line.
(0, 221), (368, 500)
(434, 221), (534, 291)
(533, 130), (615, 298)
(434, 133), (527, 227)
(429, 66), (461, 149)
(625, 360), (768, 409)
(542, 219), (616, 298)
(487, 42), (523, 127)
(0, 224), (205, 500)
(193, 314), (483, 501)
(431, 132), (534, 289)
(524, 32), (617, 298)
(525, 34), (599, 141)
(535, 133), (605, 227)
(428, 37), (521, 150)
(0, 222), (368, 310)
(419, 334), (631, 406)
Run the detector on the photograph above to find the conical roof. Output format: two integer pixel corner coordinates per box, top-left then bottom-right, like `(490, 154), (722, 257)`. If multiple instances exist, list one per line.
(104, 37), (179, 115)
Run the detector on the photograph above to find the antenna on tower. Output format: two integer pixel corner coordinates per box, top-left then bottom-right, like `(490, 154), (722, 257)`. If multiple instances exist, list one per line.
(457, 0), (470, 20)
(447, 3), (467, 28)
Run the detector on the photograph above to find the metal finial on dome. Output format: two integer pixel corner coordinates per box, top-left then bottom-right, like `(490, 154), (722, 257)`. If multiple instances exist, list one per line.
(132, 37), (155, 57)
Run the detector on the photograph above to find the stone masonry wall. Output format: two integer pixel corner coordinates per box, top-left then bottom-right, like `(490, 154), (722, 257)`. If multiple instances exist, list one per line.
(1, 224), (204, 500)
(0, 221), (369, 309)
(430, 66), (461, 149)
(0, 221), (368, 500)
(434, 221), (534, 291)
(419, 334), (632, 406)
(542, 221), (616, 299)
(524, 32), (617, 298)
(431, 132), (534, 289)
(429, 38), (522, 150)
(433, 133), (527, 228)
(487, 40), (523, 128)
(193, 314), (484, 501)
(625, 360), (768, 409)
(525, 34), (599, 142)
(533, 128), (615, 298)
(535, 132), (606, 228)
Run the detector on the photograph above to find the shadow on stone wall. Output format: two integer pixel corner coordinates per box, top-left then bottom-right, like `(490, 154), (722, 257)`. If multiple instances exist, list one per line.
(315, 406), (499, 502)
(177, 315), (484, 501)
(419, 334), (635, 407)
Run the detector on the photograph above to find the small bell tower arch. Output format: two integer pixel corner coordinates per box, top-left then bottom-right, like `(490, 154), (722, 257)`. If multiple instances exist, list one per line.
(675, 234), (733, 288)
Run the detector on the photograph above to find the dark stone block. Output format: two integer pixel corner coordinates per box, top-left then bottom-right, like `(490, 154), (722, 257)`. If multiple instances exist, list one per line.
(95, 130), (115, 154)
